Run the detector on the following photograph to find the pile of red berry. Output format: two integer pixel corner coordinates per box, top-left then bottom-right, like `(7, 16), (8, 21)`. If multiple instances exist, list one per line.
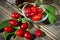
(4, 12), (42, 40)
(24, 5), (43, 21)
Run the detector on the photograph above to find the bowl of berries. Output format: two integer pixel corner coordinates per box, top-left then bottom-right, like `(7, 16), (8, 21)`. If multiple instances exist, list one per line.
(21, 3), (48, 23)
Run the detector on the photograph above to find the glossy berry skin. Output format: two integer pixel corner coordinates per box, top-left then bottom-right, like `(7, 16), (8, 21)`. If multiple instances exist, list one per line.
(16, 29), (24, 37)
(4, 26), (13, 32)
(25, 13), (31, 18)
(8, 20), (18, 26)
(30, 12), (37, 17)
(38, 13), (42, 16)
(24, 32), (32, 39)
(32, 15), (42, 21)
(25, 7), (31, 14)
(21, 23), (28, 30)
(37, 8), (43, 14)
(31, 6), (37, 14)
(25, 12), (35, 18)
(11, 12), (21, 19)
(35, 29), (42, 37)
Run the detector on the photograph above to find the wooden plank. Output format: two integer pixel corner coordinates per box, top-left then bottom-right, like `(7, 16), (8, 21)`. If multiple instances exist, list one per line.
(0, 0), (60, 40)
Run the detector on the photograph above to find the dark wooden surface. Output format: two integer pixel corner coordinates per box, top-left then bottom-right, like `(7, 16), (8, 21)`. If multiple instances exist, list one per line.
(0, 0), (60, 40)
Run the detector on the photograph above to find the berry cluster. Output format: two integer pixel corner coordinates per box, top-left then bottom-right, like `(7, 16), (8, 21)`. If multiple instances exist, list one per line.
(25, 5), (43, 21)
(4, 12), (42, 40)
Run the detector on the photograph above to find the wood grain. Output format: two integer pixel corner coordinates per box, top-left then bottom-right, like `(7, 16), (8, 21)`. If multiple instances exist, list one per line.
(0, 0), (60, 40)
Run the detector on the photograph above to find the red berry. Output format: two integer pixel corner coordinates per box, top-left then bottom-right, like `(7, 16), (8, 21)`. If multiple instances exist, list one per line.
(32, 15), (42, 21)
(27, 39), (32, 40)
(35, 29), (42, 37)
(8, 20), (18, 26)
(21, 23), (28, 30)
(25, 12), (36, 18)
(24, 32), (32, 39)
(25, 13), (31, 18)
(25, 7), (31, 14)
(30, 12), (36, 17)
(38, 13), (42, 16)
(37, 8), (43, 14)
(16, 29), (24, 37)
(11, 12), (20, 19)
(4, 26), (13, 32)
(31, 6), (37, 14)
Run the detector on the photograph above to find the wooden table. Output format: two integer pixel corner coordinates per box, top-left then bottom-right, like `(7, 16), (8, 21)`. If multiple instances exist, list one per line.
(0, 0), (60, 40)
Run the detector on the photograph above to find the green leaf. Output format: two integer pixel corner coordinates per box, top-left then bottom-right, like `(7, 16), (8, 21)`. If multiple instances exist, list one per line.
(5, 32), (15, 40)
(48, 13), (56, 24)
(13, 26), (20, 30)
(27, 22), (32, 31)
(22, 18), (27, 23)
(18, 2), (28, 8)
(45, 5), (56, 24)
(0, 20), (10, 30)
(17, 18), (21, 22)
(46, 5), (55, 15)
(45, 10), (56, 24)
(18, 4), (22, 8)
(22, 2), (28, 4)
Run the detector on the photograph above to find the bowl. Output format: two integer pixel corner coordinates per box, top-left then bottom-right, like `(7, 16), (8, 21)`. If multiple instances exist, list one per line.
(21, 3), (48, 23)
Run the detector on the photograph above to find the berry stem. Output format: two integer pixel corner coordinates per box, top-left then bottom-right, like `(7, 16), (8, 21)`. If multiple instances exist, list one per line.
(34, 0), (38, 5)
(13, 26), (20, 30)
(39, 0), (44, 5)
(17, 17), (21, 22)
(34, 0), (44, 5)
(18, 2), (28, 8)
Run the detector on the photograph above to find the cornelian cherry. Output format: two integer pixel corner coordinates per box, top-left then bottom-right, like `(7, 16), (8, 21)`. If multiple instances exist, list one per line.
(25, 5), (43, 21)
(32, 15), (42, 21)
(25, 13), (31, 18)
(4, 26), (13, 32)
(35, 29), (42, 37)
(31, 6), (37, 14)
(24, 32), (32, 39)
(25, 12), (36, 18)
(21, 23), (28, 30)
(11, 12), (21, 19)
(30, 12), (37, 17)
(8, 20), (18, 26)
(37, 8), (43, 14)
(16, 29), (24, 37)
(25, 7), (31, 14)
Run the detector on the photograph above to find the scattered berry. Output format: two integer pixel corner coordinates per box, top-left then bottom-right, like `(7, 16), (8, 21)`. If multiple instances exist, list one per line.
(8, 20), (18, 26)
(21, 23), (28, 30)
(24, 32), (32, 39)
(4, 26), (13, 32)
(16, 29), (24, 37)
(35, 29), (42, 37)
(11, 12), (21, 19)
